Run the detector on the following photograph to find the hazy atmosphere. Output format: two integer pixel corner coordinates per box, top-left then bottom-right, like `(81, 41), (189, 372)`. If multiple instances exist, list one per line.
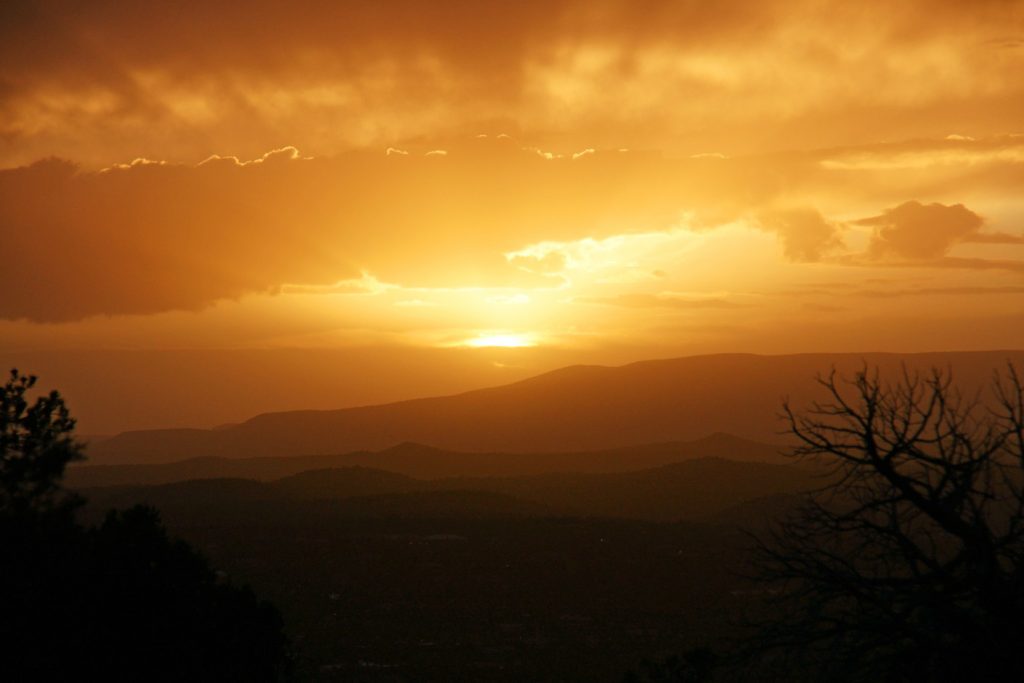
(3, 0), (1023, 433)
(3, 2), (1023, 681)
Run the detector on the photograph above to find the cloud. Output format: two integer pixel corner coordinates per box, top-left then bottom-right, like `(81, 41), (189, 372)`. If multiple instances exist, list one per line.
(0, 154), (359, 322)
(574, 293), (746, 310)
(0, 143), (708, 321)
(2, 1), (1024, 167)
(819, 135), (1024, 171)
(963, 232), (1024, 245)
(4, 133), (1023, 323)
(859, 201), (985, 259)
(930, 257), (1024, 273)
(854, 198), (1024, 267)
(195, 146), (304, 168)
(857, 285), (1024, 298)
(757, 209), (843, 262)
(508, 251), (568, 275)
(278, 274), (394, 296)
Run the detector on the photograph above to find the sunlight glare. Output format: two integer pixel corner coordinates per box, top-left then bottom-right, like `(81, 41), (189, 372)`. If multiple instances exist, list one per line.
(458, 333), (537, 348)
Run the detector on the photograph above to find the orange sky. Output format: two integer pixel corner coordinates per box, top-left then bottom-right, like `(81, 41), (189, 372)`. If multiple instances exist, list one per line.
(2, 0), (1023, 433)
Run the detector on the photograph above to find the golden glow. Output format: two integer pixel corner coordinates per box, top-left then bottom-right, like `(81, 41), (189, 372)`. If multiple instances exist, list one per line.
(2, 1), (1024, 433)
(456, 334), (539, 349)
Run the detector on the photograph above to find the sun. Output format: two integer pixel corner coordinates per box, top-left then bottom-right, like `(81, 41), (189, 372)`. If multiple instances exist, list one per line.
(458, 333), (537, 348)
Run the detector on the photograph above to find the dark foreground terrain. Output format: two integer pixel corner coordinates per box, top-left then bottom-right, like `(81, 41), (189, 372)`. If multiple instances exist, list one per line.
(48, 353), (1024, 680)
(76, 447), (796, 681)
(171, 515), (749, 681)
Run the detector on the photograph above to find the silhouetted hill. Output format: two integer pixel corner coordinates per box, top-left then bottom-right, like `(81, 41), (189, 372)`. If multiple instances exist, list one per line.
(81, 457), (815, 523)
(81, 481), (547, 527)
(69, 433), (784, 487)
(439, 457), (815, 521)
(84, 477), (272, 512)
(82, 467), (422, 510)
(86, 351), (1024, 465)
(273, 467), (423, 499)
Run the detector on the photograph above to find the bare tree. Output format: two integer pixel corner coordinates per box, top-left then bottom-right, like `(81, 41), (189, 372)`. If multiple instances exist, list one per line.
(748, 363), (1024, 682)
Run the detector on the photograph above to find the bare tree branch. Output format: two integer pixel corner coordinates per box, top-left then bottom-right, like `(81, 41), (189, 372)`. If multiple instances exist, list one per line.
(745, 363), (1024, 683)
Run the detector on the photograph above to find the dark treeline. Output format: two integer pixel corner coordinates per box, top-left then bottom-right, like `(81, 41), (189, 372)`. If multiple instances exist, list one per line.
(0, 370), (292, 681)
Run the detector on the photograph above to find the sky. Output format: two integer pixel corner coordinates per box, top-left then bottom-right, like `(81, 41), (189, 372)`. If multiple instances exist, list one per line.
(2, 0), (1023, 433)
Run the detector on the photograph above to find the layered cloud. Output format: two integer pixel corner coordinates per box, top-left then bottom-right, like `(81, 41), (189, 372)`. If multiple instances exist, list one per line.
(575, 293), (747, 310)
(0, 141), (686, 321)
(2, 1), (1023, 167)
(3, 132), (1023, 322)
(5, 1), (1024, 435)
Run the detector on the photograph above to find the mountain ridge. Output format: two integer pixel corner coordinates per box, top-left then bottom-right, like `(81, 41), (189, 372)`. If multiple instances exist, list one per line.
(80, 455), (817, 523)
(87, 350), (1024, 465)
(69, 433), (785, 486)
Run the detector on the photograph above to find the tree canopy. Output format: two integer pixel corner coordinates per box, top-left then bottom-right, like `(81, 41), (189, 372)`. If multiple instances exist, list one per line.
(0, 369), (293, 681)
(0, 369), (82, 516)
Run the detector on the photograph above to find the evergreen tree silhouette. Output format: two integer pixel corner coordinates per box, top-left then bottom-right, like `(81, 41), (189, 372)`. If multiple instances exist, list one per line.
(0, 369), (293, 681)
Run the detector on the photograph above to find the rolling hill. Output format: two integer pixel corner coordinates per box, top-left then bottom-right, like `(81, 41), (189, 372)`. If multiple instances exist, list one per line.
(80, 456), (817, 523)
(68, 432), (785, 487)
(85, 351), (1024, 465)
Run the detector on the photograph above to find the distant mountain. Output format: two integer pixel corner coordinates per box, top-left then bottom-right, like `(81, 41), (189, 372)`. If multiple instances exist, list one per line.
(81, 457), (816, 523)
(82, 468), (424, 514)
(69, 433), (784, 487)
(86, 351), (1024, 465)
(272, 466), (424, 500)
